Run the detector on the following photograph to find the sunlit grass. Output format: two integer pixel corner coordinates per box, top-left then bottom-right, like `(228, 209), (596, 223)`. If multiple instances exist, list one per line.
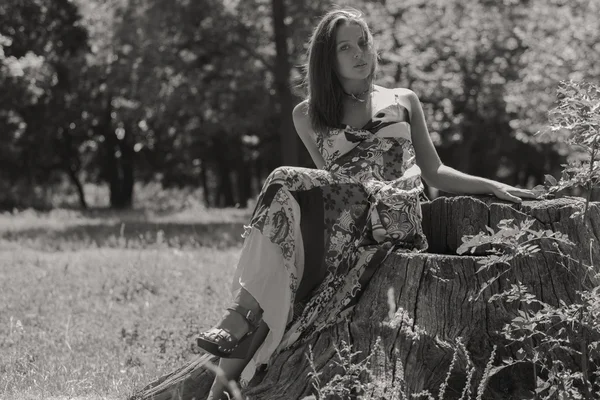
(0, 205), (252, 251)
(0, 206), (250, 399)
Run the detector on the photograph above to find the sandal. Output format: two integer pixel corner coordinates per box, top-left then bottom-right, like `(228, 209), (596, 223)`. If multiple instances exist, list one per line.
(196, 303), (263, 359)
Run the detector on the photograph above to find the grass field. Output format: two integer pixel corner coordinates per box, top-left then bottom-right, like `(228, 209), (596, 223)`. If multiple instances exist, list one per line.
(0, 206), (251, 400)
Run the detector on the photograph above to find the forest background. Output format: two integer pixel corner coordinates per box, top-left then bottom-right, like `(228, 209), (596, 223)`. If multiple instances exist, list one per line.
(2, 0), (599, 211)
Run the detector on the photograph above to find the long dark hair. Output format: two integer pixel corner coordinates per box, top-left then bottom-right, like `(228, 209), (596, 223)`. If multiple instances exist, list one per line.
(303, 8), (378, 134)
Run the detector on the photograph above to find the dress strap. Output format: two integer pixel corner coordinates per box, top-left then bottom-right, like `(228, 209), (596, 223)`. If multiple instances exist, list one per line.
(394, 93), (411, 124)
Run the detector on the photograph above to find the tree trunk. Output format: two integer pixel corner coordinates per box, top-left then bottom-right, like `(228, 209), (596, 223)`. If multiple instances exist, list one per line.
(272, 0), (298, 167)
(65, 164), (88, 209)
(130, 196), (600, 400)
(214, 140), (236, 208)
(59, 129), (88, 209)
(105, 134), (134, 209)
(200, 157), (211, 208)
(99, 94), (121, 209)
(100, 95), (135, 209)
(237, 158), (252, 208)
(119, 125), (135, 208)
(217, 169), (235, 207)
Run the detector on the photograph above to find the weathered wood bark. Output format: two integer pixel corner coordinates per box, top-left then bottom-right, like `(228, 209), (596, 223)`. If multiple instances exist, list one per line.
(131, 196), (600, 400)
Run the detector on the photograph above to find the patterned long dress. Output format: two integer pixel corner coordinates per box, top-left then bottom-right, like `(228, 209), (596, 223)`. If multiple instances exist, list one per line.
(230, 93), (428, 381)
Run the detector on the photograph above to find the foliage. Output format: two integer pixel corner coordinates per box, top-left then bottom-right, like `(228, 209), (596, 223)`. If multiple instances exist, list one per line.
(534, 81), (600, 205)
(457, 218), (573, 300)
(304, 337), (500, 400)
(2, 0), (600, 209)
(367, 0), (600, 186)
(460, 220), (600, 398)
(458, 81), (600, 399)
(307, 340), (374, 399)
(0, 0), (90, 205)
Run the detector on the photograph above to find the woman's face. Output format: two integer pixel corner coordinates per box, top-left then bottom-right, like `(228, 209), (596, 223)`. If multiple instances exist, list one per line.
(333, 22), (373, 82)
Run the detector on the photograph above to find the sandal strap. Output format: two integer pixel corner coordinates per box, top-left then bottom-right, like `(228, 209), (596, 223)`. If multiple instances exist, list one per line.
(227, 303), (262, 330)
(211, 328), (232, 342)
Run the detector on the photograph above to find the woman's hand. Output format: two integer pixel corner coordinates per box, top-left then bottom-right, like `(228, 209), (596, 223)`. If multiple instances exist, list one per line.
(489, 182), (538, 203)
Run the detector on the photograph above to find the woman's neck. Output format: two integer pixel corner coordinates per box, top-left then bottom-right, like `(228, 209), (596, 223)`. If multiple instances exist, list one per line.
(340, 79), (371, 96)
(341, 90), (373, 128)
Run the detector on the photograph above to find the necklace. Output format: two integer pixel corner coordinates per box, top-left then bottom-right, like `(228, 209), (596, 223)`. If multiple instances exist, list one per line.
(343, 87), (370, 103)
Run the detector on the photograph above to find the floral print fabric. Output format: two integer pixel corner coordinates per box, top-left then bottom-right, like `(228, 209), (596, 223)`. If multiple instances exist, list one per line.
(243, 93), (428, 357)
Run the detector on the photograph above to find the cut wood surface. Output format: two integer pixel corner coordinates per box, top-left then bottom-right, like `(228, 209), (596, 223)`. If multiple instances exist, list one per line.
(131, 196), (600, 400)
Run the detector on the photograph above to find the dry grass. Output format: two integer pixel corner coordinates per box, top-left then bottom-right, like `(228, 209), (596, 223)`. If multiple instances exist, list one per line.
(0, 205), (250, 400)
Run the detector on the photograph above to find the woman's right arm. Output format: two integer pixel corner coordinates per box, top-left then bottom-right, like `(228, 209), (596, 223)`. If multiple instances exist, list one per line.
(292, 101), (326, 169)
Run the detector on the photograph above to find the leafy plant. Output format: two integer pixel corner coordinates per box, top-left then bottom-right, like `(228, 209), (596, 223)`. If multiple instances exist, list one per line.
(306, 340), (374, 400)
(458, 80), (600, 399)
(304, 335), (497, 399)
(534, 80), (600, 210)
(457, 218), (572, 301)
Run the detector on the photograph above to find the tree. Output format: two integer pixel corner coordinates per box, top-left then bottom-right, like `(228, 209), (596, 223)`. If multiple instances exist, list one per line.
(75, 0), (273, 207)
(272, 0), (298, 167)
(368, 0), (600, 189)
(0, 0), (90, 208)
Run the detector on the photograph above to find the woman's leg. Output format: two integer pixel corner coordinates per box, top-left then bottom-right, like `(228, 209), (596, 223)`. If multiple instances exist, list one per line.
(203, 177), (308, 398)
(207, 288), (269, 400)
(207, 321), (269, 399)
(204, 287), (261, 340)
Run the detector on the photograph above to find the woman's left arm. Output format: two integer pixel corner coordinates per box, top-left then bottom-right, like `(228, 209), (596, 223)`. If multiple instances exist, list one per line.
(406, 89), (537, 203)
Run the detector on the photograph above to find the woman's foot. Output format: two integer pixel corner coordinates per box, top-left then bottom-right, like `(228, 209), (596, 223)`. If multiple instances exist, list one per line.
(202, 307), (253, 343)
(197, 289), (263, 358)
(207, 321), (270, 400)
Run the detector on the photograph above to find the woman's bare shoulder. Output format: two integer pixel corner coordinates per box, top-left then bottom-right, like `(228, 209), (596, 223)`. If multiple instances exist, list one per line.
(374, 85), (416, 104)
(293, 99), (310, 121)
(292, 99), (314, 137)
(390, 86), (417, 100)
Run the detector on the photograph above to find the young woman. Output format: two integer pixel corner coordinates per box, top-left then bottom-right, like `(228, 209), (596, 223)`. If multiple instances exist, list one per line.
(196, 7), (536, 399)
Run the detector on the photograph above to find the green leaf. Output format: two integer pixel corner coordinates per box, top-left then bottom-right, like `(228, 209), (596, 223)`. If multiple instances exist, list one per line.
(545, 174), (558, 186)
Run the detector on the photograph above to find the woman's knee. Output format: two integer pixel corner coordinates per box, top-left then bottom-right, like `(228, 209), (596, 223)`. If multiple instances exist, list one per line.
(268, 166), (297, 181)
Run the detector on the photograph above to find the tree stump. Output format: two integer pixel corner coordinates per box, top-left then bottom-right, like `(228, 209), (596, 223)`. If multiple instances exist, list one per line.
(131, 196), (600, 400)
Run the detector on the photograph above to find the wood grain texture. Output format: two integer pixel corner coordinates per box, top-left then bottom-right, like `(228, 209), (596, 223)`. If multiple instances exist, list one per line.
(131, 196), (600, 400)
